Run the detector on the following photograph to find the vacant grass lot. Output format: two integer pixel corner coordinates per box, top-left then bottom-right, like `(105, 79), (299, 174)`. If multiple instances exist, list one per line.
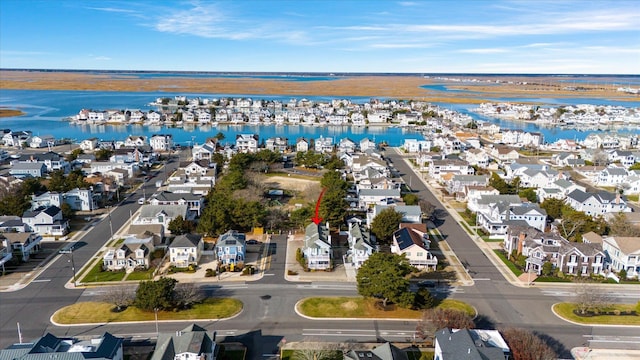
(52, 299), (243, 324)
(298, 297), (475, 319)
(553, 303), (640, 326)
(125, 268), (156, 281)
(493, 250), (523, 276)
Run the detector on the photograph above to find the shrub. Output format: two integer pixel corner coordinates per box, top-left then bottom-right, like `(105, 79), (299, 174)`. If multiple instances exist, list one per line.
(205, 268), (216, 277)
(295, 248), (308, 270)
(287, 270), (298, 276)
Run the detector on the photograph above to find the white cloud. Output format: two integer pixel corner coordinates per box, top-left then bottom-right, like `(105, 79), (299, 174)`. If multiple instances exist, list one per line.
(90, 56), (112, 61)
(370, 43), (435, 49)
(88, 7), (138, 14)
(458, 48), (510, 54)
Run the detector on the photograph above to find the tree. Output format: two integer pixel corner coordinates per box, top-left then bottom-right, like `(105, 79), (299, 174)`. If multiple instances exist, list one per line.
(541, 261), (554, 276)
(518, 188), (538, 203)
(540, 198), (564, 221)
(172, 283), (204, 309)
(356, 253), (415, 308)
(608, 212), (640, 237)
(500, 328), (556, 360)
(575, 280), (611, 315)
(60, 203), (75, 219)
(134, 277), (177, 311)
(95, 148), (113, 161)
(415, 308), (475, 342)
(419, 200), (437, 220)
(290, 205), (313, 230)
(168, 215), (195, 235)
(101, 286), (135, 312)
(292, 341), (339, 360)
(370, 208), (403, 244)
(489, 172), (512, 194)
(65, 148), (84, 162)
(414, 288), (438, 310)
(214, 132), (225, 141)
(402, 193), (419, 205)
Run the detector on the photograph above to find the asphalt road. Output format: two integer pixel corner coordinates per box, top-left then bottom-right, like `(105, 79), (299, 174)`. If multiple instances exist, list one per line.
(2, 150), (639, 358)
(383, 148), (640, 356)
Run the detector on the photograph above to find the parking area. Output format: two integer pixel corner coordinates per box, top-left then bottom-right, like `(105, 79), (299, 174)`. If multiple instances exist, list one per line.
(0, 241), (65, 290)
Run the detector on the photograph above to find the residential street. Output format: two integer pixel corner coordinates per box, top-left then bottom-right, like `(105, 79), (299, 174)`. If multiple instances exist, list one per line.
(0, 149), (639, 360)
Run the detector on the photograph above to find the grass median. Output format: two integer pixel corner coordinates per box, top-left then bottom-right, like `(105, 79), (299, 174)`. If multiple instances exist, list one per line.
(52, 299), (243, 324)
(297, 297), (475, 319)
(553, 303), (640, 326)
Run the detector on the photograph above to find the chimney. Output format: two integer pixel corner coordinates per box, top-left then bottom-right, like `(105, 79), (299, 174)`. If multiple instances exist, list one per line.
(615, 192), (621, 204)
(517, 231), (525, 255)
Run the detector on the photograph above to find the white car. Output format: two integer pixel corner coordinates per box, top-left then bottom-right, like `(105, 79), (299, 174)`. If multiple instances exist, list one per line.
(137, 197), (145, 205)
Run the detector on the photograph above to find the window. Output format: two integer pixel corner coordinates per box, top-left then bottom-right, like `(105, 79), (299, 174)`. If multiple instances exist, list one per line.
(417, 252), (423, 257)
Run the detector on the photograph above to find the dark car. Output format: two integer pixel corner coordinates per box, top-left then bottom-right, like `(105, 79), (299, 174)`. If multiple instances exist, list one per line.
(246, 239), (259, 245)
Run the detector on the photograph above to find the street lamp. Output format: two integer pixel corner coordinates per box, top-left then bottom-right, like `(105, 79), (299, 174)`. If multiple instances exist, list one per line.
(107, 207), (114, 241)
(154, 308), (159, 334)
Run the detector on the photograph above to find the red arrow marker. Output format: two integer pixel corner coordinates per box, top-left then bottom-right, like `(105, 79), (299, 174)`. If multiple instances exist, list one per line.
(312, 188), (327, 225)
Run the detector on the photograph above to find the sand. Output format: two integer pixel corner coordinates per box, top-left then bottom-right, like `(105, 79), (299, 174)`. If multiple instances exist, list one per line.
(1, 70), (638, 104)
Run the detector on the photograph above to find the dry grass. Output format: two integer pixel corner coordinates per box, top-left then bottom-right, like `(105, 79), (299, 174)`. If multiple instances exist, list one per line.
(52, 299), (243, 324)
(2, 70), (636, 103)
(0, 109), (25, 117)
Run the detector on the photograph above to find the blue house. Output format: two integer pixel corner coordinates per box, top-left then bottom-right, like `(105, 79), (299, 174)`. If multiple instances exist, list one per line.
(215, 230), (246, 268)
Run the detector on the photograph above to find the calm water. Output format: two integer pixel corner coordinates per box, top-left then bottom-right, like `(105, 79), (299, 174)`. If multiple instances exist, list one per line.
(1, 88), (639, 145)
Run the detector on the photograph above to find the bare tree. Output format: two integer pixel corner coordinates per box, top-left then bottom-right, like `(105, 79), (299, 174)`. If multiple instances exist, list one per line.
(592, 149), (609, 166)
(608, 212), (640, 237)
(419, 200), (437, 220)
(500, 327), (556, 360)
(292, 340), (340, 360)
(575, 280), (611, 315)
(173, 283), (204, 309)
(415, 308), (475, 342)
(101, 286), (135, 311)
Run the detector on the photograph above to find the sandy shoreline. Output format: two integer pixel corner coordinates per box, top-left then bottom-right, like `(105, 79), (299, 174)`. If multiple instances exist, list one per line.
(1, 70), (638, 104)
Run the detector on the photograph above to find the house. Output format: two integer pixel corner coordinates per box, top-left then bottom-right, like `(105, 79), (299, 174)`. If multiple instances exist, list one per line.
(368, 205), (422, 226)
(296, 138), (310, 152)
(428, 159), (474, 181)
(358, 188), (402, 209)
(403, 138), (431, 153)
(445, 174), (489, 195)
(215, 230), (246, 268)
(434, 328), (510, 360)
(169, 234), (203, 268)
(476, 202), (547, 237)
(465, 148), (490, 168)
(10, 162), (47, 178)
(265, 137), (289, 152)
(124, 135), (147, 147)
(132, 204), (190, 233)
(150, 324), (218, 360)
(0, 332), (123, 360)
(1, 232), (42, 262)
(338, 138), (357, 153)
(461, 185), (499, 203)
(235, 134), (259, 153)
(391, 224), (437, 270)
(303, 222), (332, 270)
(359, 138), (376, 152)
(16, 151), (70, 173)
(192, 142), (216, 161)
(346, 221), (375, 269)
(22, 206), (68, 236)
(103, 234), (157, 272)
(565, 189), (631, 216)
(0, 238), (12, 273)
(505, 226), (606, 276)
(90, 161), (138, 178)
(2, 130), (32, 147)
(150, 134), (173, 152)
(597, 166), (629, 186)
(63, 188), (97, 211)
(149, 191), (204, 217)
(489, 146), (520, 163)
(602, 236), (640, 278)
(29, 135), (56, 149)
(344, 342), (408, 360)
(314, 136), (334, 153)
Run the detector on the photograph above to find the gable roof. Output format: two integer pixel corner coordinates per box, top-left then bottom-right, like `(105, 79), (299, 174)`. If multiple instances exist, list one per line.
(170, 234), (202, 248)
(435, 328), (508, 360)
(393, 227), (426, 251)
(151, 324), (213, 360)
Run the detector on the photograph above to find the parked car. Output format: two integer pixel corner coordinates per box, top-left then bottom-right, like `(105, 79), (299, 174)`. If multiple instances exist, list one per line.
(137, 197), (146, 205)
(246, 239), (259, 245)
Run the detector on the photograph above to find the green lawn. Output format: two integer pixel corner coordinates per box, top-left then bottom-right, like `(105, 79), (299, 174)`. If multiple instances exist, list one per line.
(553, 303), (640, 325)
(81, 261), (126, 283)
(297, 297), (475, 319)
(125, 268), (156, 281)
(52, 298), (243, 324)
(493, 250), (523, 276)
(534, 276), (571, 283)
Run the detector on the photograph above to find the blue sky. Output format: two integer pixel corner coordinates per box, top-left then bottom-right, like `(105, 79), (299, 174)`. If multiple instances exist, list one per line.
(1, 0), (638, 74)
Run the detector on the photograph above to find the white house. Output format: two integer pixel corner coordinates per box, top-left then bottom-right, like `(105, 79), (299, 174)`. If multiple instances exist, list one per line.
(2, 232), (42, 262)
(168, 233), (203, 268)
(132, 204), (190, 233)
(235, 134), (259, 153)
(21, 206), (68, 236)
(391, 224), (437, 270)
(565, 189), (631, 216)
(150, 134), (173, 152)
(346, 221), (375, 269)
(296, 138), (310, 152)
(103, 235), (156, 272)
(602, 236), (640, 279)
(303, 222), (332, 270)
